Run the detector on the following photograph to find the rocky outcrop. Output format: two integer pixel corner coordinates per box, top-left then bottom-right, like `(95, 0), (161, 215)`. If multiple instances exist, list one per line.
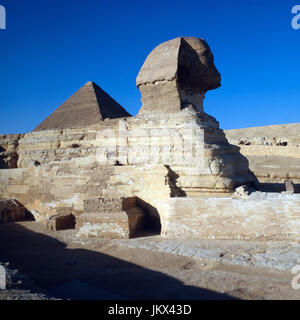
(225, 123), (300, 147)
(225, 124), (300, 191)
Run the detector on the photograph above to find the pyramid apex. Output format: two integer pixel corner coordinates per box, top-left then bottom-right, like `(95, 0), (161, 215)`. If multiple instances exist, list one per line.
(85, 81), (95, 86)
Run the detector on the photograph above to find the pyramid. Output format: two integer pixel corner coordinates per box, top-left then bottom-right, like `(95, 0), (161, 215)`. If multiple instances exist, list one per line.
(34, 81), (131, 131)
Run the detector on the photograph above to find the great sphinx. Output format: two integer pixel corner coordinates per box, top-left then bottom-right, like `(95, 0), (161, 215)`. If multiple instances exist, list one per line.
(0, 36), (258, 239)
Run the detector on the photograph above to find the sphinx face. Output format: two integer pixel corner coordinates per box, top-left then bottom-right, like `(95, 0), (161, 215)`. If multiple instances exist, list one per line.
(178, 37), (221, 91)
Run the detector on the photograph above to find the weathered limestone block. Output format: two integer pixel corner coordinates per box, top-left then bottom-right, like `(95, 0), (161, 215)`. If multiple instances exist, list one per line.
(77, 197), (145, 238)
(83, 198), (123, 213)
(46, 213), (75, 231)
(156, 193), (300, 240)
(233, 184), (255, 199)
(76, 212), (126, 238)
(76, 207), (145, 239)
(284, 180), (294, 194)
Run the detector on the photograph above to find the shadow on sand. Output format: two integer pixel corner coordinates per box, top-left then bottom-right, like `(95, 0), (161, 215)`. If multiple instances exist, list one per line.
(0, 222), (235, 300)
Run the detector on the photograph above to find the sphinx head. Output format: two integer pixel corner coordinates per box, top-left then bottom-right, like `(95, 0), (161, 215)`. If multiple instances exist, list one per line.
(137, 37), (221, 114)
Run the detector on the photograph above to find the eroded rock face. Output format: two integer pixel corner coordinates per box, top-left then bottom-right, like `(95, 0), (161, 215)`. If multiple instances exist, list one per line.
(0, 134), (23, 169)
(137, 37), (221, 114)
(225, 124), (300, 191)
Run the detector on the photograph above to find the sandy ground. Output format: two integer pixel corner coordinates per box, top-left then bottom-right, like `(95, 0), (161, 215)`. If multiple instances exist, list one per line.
(0, 221), (299, 300)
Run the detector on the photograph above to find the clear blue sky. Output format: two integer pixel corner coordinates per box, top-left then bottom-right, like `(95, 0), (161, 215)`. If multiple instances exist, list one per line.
(0, 0), (299, 133)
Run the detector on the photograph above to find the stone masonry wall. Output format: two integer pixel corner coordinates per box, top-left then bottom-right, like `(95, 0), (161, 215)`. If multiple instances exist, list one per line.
(0, 159), (114, 223)
(157, 193), (300, 240)
(0, 153), (171, 226)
